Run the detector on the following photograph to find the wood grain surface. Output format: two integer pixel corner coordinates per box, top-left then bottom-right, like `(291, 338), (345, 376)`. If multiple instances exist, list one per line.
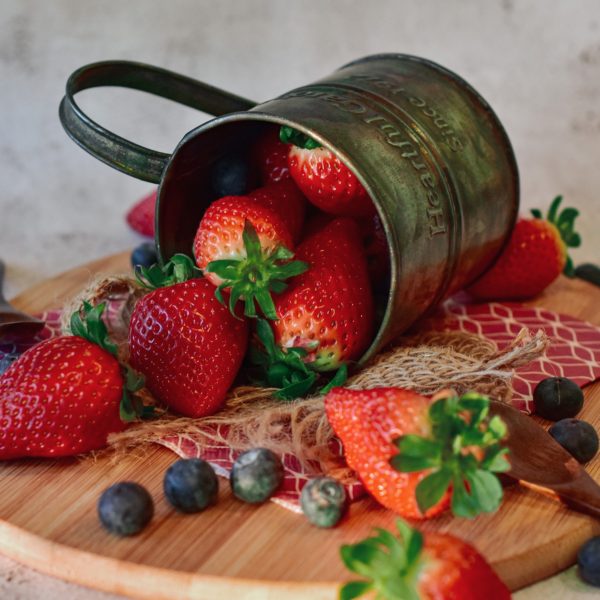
(2, 252), (600, 599)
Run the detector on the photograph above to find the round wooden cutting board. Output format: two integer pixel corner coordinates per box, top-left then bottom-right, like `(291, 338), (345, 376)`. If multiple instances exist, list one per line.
(2, 252), (600, 599)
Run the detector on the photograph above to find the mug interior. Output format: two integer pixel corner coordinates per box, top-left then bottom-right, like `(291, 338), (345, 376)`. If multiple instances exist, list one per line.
(156, 117), (392, 365)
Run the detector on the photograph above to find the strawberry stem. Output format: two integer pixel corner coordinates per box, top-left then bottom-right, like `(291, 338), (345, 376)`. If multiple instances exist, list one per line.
(207, 220), (308, 321)
(135, 254), (201, 290)
(250, 318), (348, 399)
(531, 195), (581, 277)
(70, 301), (152, 423)
(390, 392), (509, 519)
(280, 126), (322, 150)
(339, 519), (423, 600)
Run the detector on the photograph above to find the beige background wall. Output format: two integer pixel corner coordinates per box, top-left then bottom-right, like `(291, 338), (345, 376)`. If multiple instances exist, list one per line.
(0, 1), (599, 598)
(1, 0), (599, 299)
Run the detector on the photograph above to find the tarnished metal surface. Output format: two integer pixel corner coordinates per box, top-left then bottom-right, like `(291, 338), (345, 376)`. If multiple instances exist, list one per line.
(60, 55), (519, 364)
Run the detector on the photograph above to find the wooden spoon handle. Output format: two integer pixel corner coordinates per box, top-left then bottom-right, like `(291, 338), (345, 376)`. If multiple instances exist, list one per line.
(522, 475), (600, 520)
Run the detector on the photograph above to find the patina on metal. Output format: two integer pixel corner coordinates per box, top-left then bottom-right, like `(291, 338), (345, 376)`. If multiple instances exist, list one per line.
(59, 55), (519, 365)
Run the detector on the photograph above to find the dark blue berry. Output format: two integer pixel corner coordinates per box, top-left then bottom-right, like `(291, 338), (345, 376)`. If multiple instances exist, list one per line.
(578, 536), (600, 587)
(300, 477), (347, 528)
(0, 351), (19, 376)
(131, 242), (158, 269)
(97, 482), (154, 536)
(164, 458), (219, 513)
(211, 154), (249, 197)
(533, 377), (584, 421)
(230, 448), (283, 503)
(575, 263), (600, 288)
(549, 418), (599, 463)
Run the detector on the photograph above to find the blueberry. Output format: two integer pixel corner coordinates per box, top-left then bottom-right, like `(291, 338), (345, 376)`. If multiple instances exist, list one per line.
(211, 154), (249, 197)
(578, 536), (600, 587)
(0, 351), (19, 376)
(300, 477), (347, 528)
(97, 482), (154, 536)
(549, 418), (599, 463)
(533, 377), (584, 421)
(575, 263), (600, 288)
(163, 458), (219, 513)
(131, 242), (158, 269)
(230, 448), (283, 503)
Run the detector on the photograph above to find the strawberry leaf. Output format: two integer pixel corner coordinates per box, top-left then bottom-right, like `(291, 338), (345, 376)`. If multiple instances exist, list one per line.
(120, 386), (137, 422)
(252, 318), (349, 400)
(319, 364), (348, 395)
(206, 220), (308, 321)
(535, 195), (582, 273)
(466, 469), (504, 513)
(280, 126), (322, 150)
(390, 392), (508, 519)
(451, 476), (481, 518)
(339, 520), (423, 600)
(415, 468), (453, 514)
(546, 195), (563, 223)
(273, 371), (317, 400)
(530, 208), (543, 219)
(136, 254), (201, 289)
(564, 255), (575, 277)
(339, 581), (373, 600)
(70, 302), (118, 357)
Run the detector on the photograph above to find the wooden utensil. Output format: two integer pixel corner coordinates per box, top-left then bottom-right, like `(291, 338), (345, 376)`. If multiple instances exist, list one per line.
(0, 260), (45, 342)
(491, 400), (600, 519)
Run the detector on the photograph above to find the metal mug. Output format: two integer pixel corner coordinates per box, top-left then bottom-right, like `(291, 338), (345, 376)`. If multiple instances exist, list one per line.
(59, 54), (519, 364)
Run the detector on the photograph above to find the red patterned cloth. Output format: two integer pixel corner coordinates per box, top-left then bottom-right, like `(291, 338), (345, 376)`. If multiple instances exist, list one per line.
(2, 301), (600, 512)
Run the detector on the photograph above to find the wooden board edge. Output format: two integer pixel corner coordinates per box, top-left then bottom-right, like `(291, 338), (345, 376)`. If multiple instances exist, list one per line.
(493, 515), (599, 590)
(0, 517), (340, 600)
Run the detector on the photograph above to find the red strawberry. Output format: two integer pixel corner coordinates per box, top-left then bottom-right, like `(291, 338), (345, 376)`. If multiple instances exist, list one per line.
(126, 189), (157, 238)
(248, 179), (306, 243)
(193, 187), (307, 319)
(341, 518), (511, 600)
(271, 217), (374, 372)
(129, 258), (248, 418)
(0, 303), (140, 459)
(467, 196), (581, 300)
(252, 127), (291, 184)
(325, 388), (509, 519)
(281, 126), (375, 218)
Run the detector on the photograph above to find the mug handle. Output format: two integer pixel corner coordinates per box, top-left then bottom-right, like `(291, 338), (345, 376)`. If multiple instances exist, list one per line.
(59, 61), (257, 183)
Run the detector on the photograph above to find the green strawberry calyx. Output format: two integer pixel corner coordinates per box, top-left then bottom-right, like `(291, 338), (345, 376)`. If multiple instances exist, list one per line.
(70, 301), (152, 422)
(390, 392), (509, 519)
(339, 519), (424, 600)
(207, 220), (308, 320)
(135, 253), (201, 290)
(250, 318), (347, 400)
(280, 125), (322, 150)
(531, 195), (581, 277)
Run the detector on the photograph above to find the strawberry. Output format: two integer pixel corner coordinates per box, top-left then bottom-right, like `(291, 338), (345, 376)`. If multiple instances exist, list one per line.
(325, 388), (509, 519)
(248, 179), (307, 244)
(340, 518), (511, 600)
(252, 127), (291, 184)
(467, 196), (581, 300)
(271, 217), (374, 372)
(0, 303), (144, 460)
(280, 126), (376, 218)
(130, 255), (248, 418)
(126, 189), (157, 238)
(193, 185), (308, 318)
